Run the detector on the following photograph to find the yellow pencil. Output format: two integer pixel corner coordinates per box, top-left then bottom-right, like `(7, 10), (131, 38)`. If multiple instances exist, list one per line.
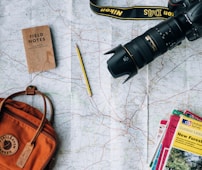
(75, 44), (93, 97)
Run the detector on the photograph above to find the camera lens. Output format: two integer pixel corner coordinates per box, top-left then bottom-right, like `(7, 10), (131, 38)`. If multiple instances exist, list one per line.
(106, 15), (192, 82)
(106, 45), (138, 80)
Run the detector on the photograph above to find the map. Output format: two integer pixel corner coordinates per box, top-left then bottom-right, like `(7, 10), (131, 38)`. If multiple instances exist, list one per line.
(1, 0), (202, 169)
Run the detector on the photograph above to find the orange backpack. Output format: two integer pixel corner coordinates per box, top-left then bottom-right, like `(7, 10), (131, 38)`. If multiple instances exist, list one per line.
(0, 86), (57, 170)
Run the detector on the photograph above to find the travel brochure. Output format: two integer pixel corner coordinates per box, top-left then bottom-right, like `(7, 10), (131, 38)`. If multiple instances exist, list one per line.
(150, 109), (202, 170)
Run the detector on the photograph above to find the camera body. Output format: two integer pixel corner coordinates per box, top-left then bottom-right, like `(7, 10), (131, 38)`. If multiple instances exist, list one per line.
(106, 0), (202, 82)
(168, 0), (194, 14)
(168, 0), (202, 41)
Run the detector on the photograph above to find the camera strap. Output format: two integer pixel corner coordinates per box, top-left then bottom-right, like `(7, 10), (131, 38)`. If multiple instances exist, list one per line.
(90, 0), (174, 20)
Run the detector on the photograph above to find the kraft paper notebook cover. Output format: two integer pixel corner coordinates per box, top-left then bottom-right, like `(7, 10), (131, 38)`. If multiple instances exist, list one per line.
(22, 25), (56, 73)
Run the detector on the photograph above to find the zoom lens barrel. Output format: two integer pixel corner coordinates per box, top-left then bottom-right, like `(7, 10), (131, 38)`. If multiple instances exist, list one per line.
(106, 4), (200, 82)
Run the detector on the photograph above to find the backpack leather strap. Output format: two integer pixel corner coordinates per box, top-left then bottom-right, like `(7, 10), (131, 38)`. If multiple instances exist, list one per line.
(0, 85), (54, 168)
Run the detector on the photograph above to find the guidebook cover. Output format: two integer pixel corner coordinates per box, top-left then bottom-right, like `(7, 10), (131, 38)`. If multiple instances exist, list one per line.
(163, 115), (202, 170)
(153, 110), (202, 170)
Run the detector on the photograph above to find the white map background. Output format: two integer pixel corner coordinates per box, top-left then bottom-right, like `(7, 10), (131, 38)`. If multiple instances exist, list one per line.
(1, 0), (202, 169)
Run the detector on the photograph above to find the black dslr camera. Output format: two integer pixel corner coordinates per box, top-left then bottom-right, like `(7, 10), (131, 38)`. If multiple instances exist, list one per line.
(106, 0), (202, 82)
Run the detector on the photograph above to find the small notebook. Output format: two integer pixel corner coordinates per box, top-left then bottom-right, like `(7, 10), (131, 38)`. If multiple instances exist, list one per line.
(22, 25), (56, 73)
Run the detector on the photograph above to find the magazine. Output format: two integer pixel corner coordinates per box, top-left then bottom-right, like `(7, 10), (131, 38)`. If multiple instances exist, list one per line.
(155, 113), (180, 170)
(163, 115), (202, 170)
(154, 110), (202, 170)
(150, 120), (167, 170)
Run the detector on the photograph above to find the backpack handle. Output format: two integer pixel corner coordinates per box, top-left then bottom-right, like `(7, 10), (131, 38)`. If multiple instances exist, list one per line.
(0, 85), (55, 168)
(0, 85), (54, 144)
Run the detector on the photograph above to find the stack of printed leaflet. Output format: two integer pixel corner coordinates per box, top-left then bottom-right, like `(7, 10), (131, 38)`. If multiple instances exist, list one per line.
(150, 109), (202, 170)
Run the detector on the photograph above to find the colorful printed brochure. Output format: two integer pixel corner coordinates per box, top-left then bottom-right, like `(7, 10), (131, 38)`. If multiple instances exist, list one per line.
(164, 115), (202, 170)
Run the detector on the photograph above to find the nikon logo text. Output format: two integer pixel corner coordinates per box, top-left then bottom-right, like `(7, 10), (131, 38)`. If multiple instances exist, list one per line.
(144, 9), (162, 17)
(100, 8), (123, 17)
